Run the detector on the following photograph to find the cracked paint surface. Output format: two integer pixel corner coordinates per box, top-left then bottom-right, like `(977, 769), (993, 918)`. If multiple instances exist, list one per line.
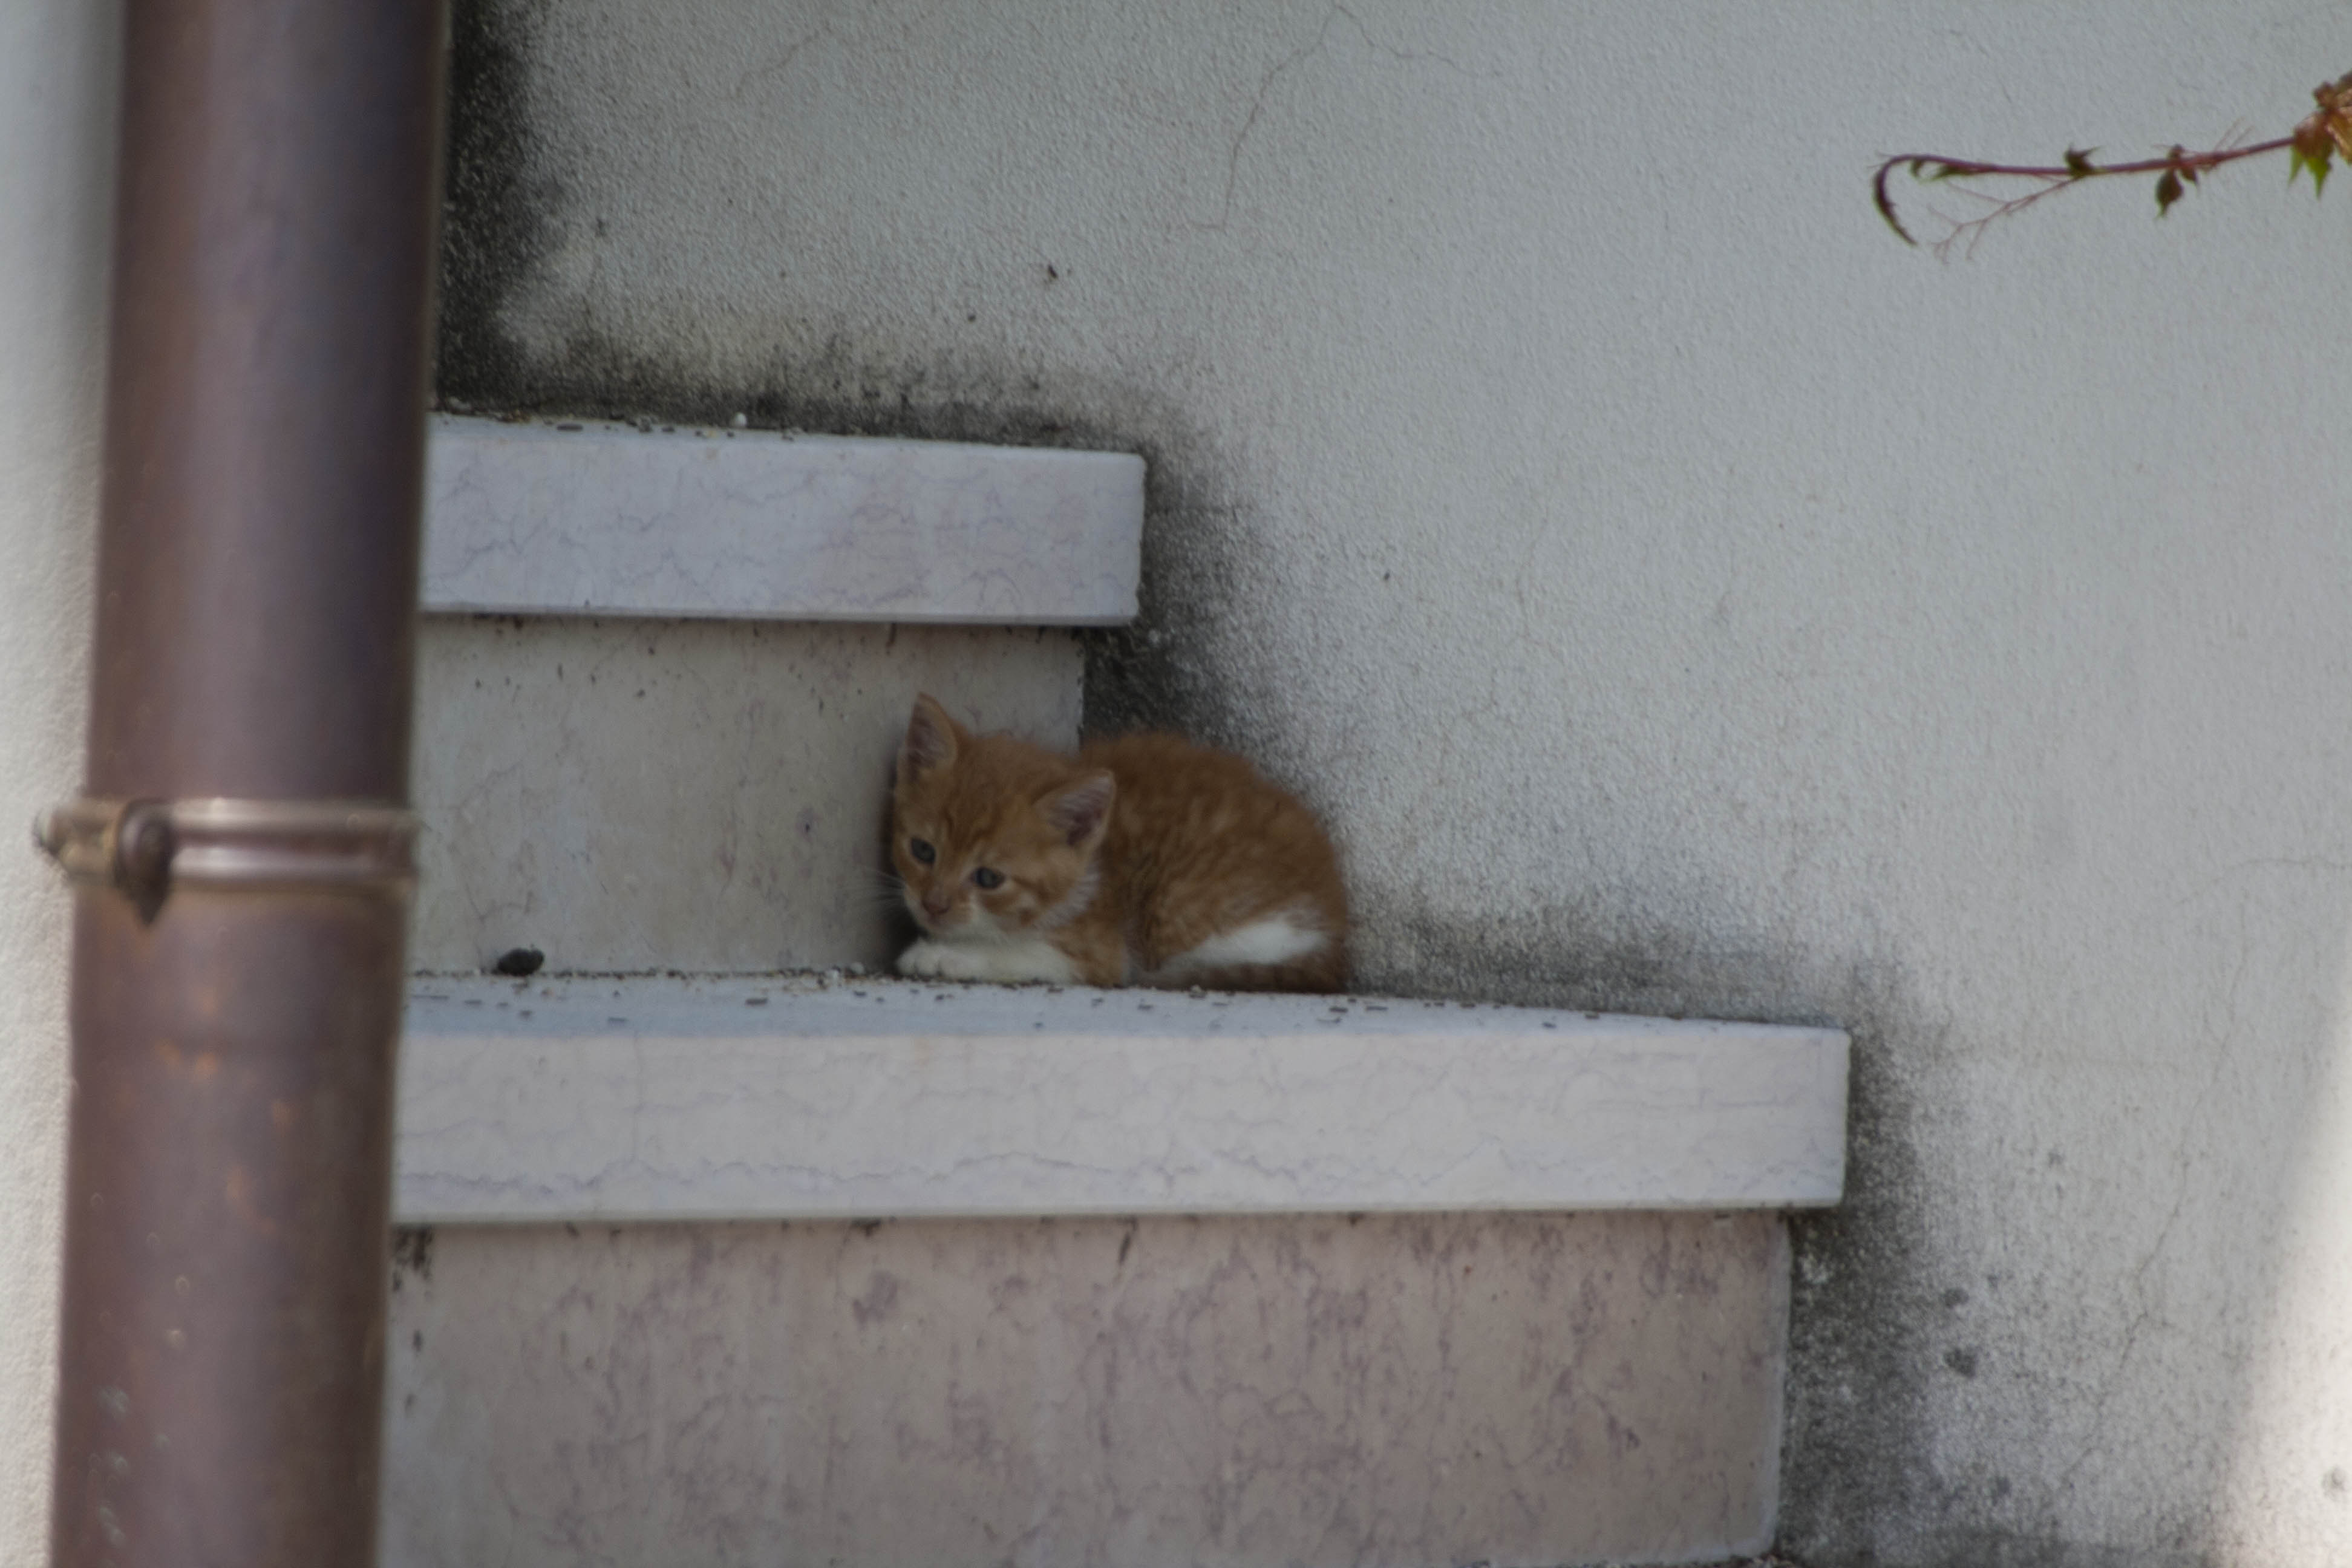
(382, 1213), (1786, 1567)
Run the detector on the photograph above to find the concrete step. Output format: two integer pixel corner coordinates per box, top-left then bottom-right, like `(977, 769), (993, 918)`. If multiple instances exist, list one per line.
(408, 414), (1140, 978)
(387, 425), (1846, 1565)
(379, 977), (1846, 1567)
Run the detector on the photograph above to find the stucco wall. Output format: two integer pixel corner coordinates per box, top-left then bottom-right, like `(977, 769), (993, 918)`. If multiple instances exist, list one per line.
(0, 1), (111, 1561)
(434, 2), (2352, 1563)
(12, 3), (2352, 1565)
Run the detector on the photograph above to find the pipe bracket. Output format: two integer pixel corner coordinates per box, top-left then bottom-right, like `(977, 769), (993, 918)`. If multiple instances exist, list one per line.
(34, 797), (418, 911)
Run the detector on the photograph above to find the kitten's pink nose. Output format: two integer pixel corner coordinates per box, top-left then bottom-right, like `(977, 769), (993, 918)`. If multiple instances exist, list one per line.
(920, 892), (951, 923)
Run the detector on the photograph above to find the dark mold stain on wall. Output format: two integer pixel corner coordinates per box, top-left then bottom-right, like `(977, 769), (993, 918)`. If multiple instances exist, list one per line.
(1381, 909), (1959, 1565)
(390, 1225), (435, 1292)
(431, 11), (1261, 760)
(1382, 906), (2226, 1567)
(436, 0), (560, 411)
(419, 8), (2088, 1563)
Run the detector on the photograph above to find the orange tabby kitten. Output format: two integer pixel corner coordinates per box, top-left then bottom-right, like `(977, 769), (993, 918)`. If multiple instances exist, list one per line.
(889, 694), (1347, 991)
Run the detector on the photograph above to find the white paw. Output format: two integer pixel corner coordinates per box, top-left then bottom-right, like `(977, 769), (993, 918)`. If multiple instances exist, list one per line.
(895, 936), (1077, 985)
(896, 938), (977, 979)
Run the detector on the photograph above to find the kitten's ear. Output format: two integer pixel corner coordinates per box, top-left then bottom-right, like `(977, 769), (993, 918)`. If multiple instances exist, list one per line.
(1042, 771), (1115, 851)
(899, 694), (961, 784)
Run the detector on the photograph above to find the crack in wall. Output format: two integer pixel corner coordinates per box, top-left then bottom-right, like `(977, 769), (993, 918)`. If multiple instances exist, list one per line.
(1197, 2), (1500, 234)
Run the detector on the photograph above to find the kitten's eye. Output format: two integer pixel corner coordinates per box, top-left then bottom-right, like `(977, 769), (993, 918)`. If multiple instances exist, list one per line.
(972, 867), (1004, 890)
(908, 838), (935, 865)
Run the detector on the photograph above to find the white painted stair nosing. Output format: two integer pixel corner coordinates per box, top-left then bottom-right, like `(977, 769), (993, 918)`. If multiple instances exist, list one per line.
(421, 414), (1144, 625)
(395, 975), (1849, 1224)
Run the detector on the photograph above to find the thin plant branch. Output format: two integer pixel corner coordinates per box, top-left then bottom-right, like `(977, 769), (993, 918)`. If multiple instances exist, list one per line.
(1874, 71), (2352, 255)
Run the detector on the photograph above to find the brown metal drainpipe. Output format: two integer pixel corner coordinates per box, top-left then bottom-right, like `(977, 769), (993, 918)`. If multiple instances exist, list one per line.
(39, 2), (445, 1564)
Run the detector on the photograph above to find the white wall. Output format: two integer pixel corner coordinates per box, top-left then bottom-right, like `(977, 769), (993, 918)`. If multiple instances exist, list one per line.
(447, 2), (2352, 1563)
(11, 2), (2352, 1563)
(0, 1), (111, 1561)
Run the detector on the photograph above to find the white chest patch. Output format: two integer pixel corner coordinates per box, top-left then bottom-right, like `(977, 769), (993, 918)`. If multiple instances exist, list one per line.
(1160, 913), (1328, 976)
